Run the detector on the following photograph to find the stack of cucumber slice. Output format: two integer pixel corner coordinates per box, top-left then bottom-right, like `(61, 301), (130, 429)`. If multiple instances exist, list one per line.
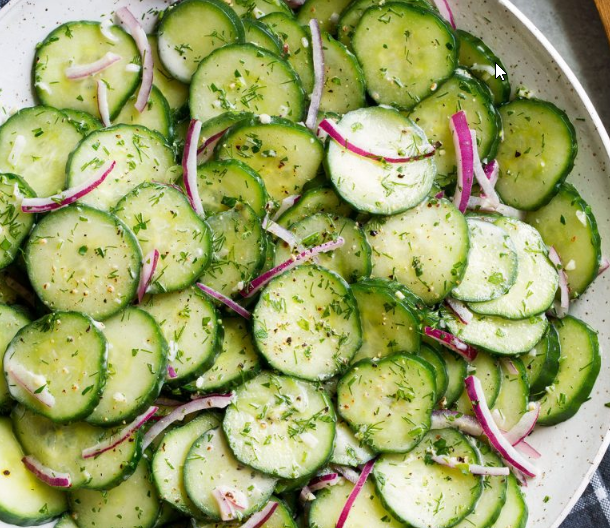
(0, 0), (604, 527)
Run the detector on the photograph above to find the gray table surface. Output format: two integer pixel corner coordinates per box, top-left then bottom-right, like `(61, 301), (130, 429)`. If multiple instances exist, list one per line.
(0, 0), (609, 526)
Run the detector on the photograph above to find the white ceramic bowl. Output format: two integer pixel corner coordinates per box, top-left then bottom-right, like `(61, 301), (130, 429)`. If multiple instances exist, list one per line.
(0, 0), (609, 527)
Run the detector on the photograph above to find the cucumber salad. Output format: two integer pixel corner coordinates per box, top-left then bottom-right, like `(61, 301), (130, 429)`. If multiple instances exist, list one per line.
(0, 0), (605, 527)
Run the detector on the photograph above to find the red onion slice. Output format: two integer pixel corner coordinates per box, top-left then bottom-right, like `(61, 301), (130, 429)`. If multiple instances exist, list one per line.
(239, 501), (279, 528)
(424, 326), (478, 361)
(65, 52), (122, 80)
(504, 403), (540, 446)
(196, 129), (227, 164)
(196, 283), (252, 320)
(431, 0), (456, 28)
(471, 130), (500, 205)
(464, 375), (539, 478)
(435, 190), (445, 199)
(445, 298), (473, 325)
(484, 160), (499, 188)
(299, 485), (315, 503)
(466, 196), (525, 220)
(142, 393), (234, 450)
(332, 464), (360, 484)
(305, 19), (324, 131)
(501, 358), (519, 376)
(431, 410), (484, 436)
(82, 405), (158, 459)
(6, 363), (55, 407)
(319, 119), (436, 164)
(22, 456), (72, 488)
(240, 237), (345, 298)
(167, 365), (178, 379)
(308, 472), (341, 492)
(514, 439), (542, 460)
(450, 111), (475, 213)
(213, 486), (249, 521)
(97, 80), (111, 127)
(598, 257), (610, 276)
(548, 246), (569, 317)
(21, 161), (116, 213)
(116, 7), (153, 112)
(430, 455), (510, 476)
(262, 216), (304, 251)
(271, 194), (301, 222)
(183, 119), (205, 216)
(336, 459), (375, 528)
(137, 249), (159, 303)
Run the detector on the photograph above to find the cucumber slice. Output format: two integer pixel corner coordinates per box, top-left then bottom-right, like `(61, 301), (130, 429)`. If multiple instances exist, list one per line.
(0, 417), (67, 526)
(452, 218), (518, 302)
(223, 372), (336, 479)
(114, 182), (212, 294)
(243, 19), (284, 55)
(338, 354), (436, 452)
(438, 348), (467, 406)
(153, 502), (183, 528)
(0, 305), (30, 414)
(152, 413), (220, 517)
(326, 107), (436, 215)
(452, 442), (508, 528)
(491, 358), (528, 431)
(86, 307), (168, 427)
(525, 183), (602, 298)
(351, 279), (420, 362)
(491, 474), (527, 528)
(197, 159), (269, 218)
(185, 317), (262, 394)
(0, 173), (35, 269)
(309, 479), (404, 528)
(418, 344), (448, 403)
(495, 98), (577, 210)
(199, 203), (266, 298)
(157, 0), (245, 84)
(468, 217), (558, 319)
(337, 0), (430, 47)
(185, 427), (277, 520)
(190, 44), (305, 123)
(216, 117), (323, 203)
(66, 124), (179, 211)
(4, 312), (107, 422)
(113, 86), (172, 138)
(148, 34), (190, 113)
(195, 111), (253, 157)
(277, 187), (352, 228)
(330, 420), (376, 467)
(455, 350), (501, 414)
(225, 0), (293, 19)
(12, 405), (141, 490)
(374, 429), (482, 528)
(262, 13), (315, 94)
(191, 497), (296, 528)
(522, 325), (560, 400)
(0, 271), (20, 305)
(442, 306), (549, 356)
(352, 2), (457, 109)
(25, 205), (141, 320)
(274, 213), (371, 283)
(538, 317), (601, 426)
(409, 70), (501, 179)
(318, 32), (366, 114)
(457, 30), (511, 105)
(34, 22), (140, 120)
(56, 514), (79, 528)
(140, 286), (222, 384)
(367, 197), (469, 304)
(253, 265), (361, 380)
(0, 106), (83, 196)
(62, 109), (103, 136)
(297, 0), (354, 33)
(69, 458), (161, 528)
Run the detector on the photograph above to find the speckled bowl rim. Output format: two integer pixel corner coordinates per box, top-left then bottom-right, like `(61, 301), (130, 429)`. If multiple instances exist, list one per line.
(1, 0), (609, 526)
